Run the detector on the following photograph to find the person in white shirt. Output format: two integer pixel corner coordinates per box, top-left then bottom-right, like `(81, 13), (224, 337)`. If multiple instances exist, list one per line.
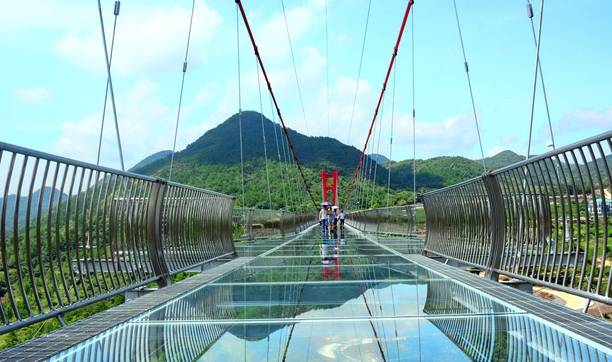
(339, 209), (346, 230)
(319, 206), (328, 238)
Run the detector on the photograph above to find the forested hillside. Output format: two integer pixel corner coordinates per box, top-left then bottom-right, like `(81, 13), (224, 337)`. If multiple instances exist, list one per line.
(131, 111), (523, 209)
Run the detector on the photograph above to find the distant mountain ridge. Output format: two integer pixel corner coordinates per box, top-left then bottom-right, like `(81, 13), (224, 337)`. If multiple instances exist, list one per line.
(131, 111), (526, 202)
(0, 187), (67, 232)
(133, 111), (366, 178)
(369, 153), (390, 165)
(130, 150), (172, 171)
(479, 150), (524, 170)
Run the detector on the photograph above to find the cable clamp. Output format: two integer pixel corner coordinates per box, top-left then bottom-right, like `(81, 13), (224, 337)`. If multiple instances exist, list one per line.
(526, 3), (534, 19)
(464, 61), (469, 73)
(114, 1), (121, 16)
(183, 62), (188, 73)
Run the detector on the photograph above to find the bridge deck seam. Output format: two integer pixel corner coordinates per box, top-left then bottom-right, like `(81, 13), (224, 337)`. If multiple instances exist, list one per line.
(0, 225), (319, 361)
(348, 225), (612, 351)
(0, 257), (254, 361)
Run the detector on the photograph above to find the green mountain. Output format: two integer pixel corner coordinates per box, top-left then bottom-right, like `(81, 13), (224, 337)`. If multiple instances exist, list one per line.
(134, 111), (366, 177)
(479, 150), (524, 171)
(131, 111), (527, 208)
(130, 150), (172, 171)
(386, 156), (484, 189)
(0, 187), (67, 232)
(369, 153), (390, 165)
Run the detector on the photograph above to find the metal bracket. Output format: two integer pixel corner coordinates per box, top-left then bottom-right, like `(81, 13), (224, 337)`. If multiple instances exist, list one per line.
(146, 179), (171, 287)
(481, 172), (506, 281)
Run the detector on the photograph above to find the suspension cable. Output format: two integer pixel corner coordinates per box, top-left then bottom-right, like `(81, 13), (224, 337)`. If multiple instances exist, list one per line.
(361, 147), (372, 208)
(364, 125), (375, 207)
(256, 61), (273, 209)
(273, 93), (297, 211)
(386, 65), (397, 207)
(411, 11), (416, 206)
(96, 0), (120, 166)
(344, 0), (414, 209)
(359, 156), (368, 208)
(276, 105), (297, 211)
(270, 96), (289, 210)
(527, 0), (555, 150)
(325, 0), (330, 135)
(369, 97), (385, 207)
(526, 0), (545, 160)
(96, 0), (124, 171)
(452, 0), (486, 171)
(280, 0), (309, 134)
(236, 4), (246, 208)
(346, 0), (373, 145)
(168, 0), (197, 181)
(526, 0), (555, 150)
(356, 156), (366, 209)
(236, 0), (318, 210)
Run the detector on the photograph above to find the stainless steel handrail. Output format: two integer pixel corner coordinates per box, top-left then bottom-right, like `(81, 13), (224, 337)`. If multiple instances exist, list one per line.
(347, 205), (416, 236)
(232, 208), (316, 240)
(0, 142), (235, 333)
(423, 130), (612, 304)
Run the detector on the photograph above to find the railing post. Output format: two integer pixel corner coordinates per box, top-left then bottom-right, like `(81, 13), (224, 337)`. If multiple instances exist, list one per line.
(279, 211), (285, 237)
(405, 205), (411, 235)
(146, 179), (170, 287)
(246, 209), (254, 241)
(482, 172), (505, 281)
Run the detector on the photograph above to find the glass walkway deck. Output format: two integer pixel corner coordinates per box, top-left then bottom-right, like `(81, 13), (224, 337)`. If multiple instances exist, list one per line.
(41, 227), (612, 361)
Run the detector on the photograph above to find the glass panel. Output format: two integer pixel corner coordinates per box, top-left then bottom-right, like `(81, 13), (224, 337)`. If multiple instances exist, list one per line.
(51, 316), (610, 362)
(48, 228), (612, 361)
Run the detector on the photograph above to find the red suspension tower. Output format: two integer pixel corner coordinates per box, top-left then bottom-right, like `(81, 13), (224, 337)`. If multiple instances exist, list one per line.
(320, 170), (339, 205)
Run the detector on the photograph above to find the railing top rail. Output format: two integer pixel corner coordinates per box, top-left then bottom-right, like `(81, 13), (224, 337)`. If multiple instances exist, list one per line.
(0, 141), (157, 182)
(491, 129), (612, 175)
(422, 130), (612, 303)
(349, 205), (414, 213)
(233, 208), (315, 213)
(0, 140), (237, 335)
(0, 140), (233, 199)
(425, 129), (612, 197)
(166, 180), (233, 199)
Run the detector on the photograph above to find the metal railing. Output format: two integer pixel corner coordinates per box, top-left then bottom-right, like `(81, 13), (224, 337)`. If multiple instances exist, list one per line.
(0, 141), (235, 333)
(347, 205), (415, 236)
(50, 284), (234, 361)
(233, 208), (316, 241)
(423, 131), (612, 304)
(423, 280), (610, 361)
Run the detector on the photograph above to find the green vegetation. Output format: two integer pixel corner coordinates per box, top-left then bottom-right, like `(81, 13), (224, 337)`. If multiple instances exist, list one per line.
(132, 110), (523, 210)
(0, 295), (124, 349)
(0, 110), (535, 349)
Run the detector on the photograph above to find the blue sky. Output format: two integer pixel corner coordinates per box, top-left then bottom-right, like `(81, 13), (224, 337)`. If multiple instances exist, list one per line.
(1, 0), (610, 170)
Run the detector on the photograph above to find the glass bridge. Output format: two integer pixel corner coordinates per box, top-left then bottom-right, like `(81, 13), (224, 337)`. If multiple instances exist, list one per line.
(46, 227), (611, 361)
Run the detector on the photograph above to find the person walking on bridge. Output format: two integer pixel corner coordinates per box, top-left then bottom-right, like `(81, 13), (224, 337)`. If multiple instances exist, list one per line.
(339, 209), (346, 230)
(319, 206), (328, 238)
(328, 208), (337, 238)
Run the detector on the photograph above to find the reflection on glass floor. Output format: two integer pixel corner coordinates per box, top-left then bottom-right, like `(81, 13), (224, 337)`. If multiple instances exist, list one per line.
(51, 228), (611, 362)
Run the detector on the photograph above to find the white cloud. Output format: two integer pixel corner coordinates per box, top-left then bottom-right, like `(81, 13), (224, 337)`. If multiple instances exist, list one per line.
(53, 77), (245, 171)
(253, 1), (319, 62)
(55, 2), (222, 76)
(534, 107), (611, 151)
(554, 108), (612, 132)
(393, 113), (484, 158)
(15, 86), (51, 103)
(488, 146), (506, 157)
(0, 1), (89, 33)
(54, 79), (176, 169)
